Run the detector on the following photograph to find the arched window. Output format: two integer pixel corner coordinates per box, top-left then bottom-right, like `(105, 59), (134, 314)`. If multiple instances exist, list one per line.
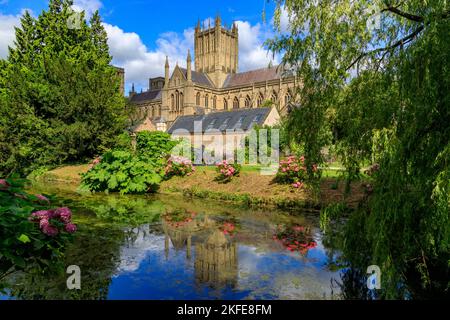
(179, 92), (184, 111)
(205, 94), (209, 107)
(257, 93), (264, 107)
(175, 90), (180, 111)
(196, 92), (201, 106)
(152, 106), (155, 118)
(224, 98), (228, 110)
(171, 94), (175, 110)
(233, 97), (239, 109)
(271, 91), (278, 103)
(285, 94), (290, 105)
(245, 95), (251, 108)
(213, 96), (217, 109)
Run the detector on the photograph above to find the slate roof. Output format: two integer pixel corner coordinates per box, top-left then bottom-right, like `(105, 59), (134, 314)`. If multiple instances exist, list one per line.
(129, 89), (162, 103)
(179, 68), (214, 88)
(167, 107), (272, 134)
(223, 66), (282, 88)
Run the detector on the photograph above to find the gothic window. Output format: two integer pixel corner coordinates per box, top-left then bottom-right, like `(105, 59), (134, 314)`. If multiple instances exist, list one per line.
(205, 94), (209, 107)
(179, 92), (184, 111)
(245, 95), (252, 108)
(285, 92), (292, 106)
(176, 91), (180, 111)
(224, 98), (228, 110)
(257, 93), (264, 107)
(152, 106), (155, 118)
(213, 96), (217, 109)
(196, 92), (201, 106)
(171, 94), (175, 110)
(271, 91), (278, 103)
(233, 97), (239, 109)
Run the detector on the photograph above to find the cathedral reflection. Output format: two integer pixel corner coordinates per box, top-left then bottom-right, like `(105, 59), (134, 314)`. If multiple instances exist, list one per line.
(162, 214), (238, 289)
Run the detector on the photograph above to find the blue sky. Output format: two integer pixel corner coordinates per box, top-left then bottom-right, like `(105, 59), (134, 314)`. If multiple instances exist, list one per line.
(0, 0), (288, 94)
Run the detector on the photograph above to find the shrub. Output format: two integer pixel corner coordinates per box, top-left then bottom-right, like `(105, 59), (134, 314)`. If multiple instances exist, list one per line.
(0, 177), (76, 280)
(215, 160), (241, 183)
(275, 155), (318, 188)
(164, 156), (195, 179)
(80, 150), (163, 194)
(136, 131), (178, 160)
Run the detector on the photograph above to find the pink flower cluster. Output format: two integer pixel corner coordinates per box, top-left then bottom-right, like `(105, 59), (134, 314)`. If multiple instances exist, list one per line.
(0, 179), (9, 189)
(165, 155), (195, 177)
(276, 155), (318, 188)
(216, 160), (240, 181)
(29, 207), (77, 236)
(88, 156), (102, 170)
(222, 222), (236, 236)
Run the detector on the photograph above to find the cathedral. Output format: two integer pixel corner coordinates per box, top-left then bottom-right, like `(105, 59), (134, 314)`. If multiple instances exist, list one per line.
(128, 15), (299, 132)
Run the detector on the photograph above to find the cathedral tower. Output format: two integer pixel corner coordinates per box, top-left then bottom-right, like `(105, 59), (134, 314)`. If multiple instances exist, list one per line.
(194, 15), (238, 88)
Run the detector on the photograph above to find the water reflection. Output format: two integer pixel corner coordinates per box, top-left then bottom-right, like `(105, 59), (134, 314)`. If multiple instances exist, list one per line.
(1, 184), (343, 300)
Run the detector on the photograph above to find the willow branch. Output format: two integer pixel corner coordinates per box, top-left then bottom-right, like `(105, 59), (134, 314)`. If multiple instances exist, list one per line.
(346, 25), (424, 71)
(381, 6), (424, 22)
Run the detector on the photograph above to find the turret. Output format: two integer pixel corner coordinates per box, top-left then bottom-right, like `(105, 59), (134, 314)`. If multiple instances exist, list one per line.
(164, 56), (169, 88)
(187, 49), (192, 83)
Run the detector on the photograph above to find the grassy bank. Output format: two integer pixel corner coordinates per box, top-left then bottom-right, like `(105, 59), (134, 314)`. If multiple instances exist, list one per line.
(38, 164), (366, 210)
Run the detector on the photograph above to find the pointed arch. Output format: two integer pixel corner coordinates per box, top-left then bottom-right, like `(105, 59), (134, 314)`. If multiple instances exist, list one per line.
(245, 95), (252, 108)
(196, 92), (201, 106)
(224, 98), (228, 110)
(233, 97), (239, 109)
(171, 94), (175, 110)
(257, 92), (264, 107)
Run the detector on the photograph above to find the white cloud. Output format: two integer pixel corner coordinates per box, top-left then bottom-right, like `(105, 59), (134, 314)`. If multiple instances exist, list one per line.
(0, 9), (33, 59)
(72, 0), (103, 18)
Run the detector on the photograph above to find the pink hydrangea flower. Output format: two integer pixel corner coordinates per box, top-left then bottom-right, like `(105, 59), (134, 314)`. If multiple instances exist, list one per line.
(35, 194), (50, 203)
(0, 179), (9, 189)
(65, 223), (77, 233)
(42, 225), (59, 237)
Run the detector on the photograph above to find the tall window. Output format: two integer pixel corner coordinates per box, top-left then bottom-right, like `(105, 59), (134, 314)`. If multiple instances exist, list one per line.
(233, 97), (239, 109)
(285, 92), (291, 106)
(196, 92), (200, 106)
(245, 95), (251, 108)
(271, 91), (278, 103)
(257, 93), (264, 107)
(152, 106), (155, 118)
(224, 98), (228, 110)
(213, 96), (217, 109)
(171, 94), (175, 110)
(179, 92), (184, 111)
(205, 94), (209, 107)
(175, 90), (180, 111)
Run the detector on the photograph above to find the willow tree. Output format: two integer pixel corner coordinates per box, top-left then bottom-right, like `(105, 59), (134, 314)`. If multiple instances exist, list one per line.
(268, 0), (449, 298)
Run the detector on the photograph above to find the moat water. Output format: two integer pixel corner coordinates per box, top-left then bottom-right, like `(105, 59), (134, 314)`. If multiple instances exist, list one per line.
(1, 182), (344, 300)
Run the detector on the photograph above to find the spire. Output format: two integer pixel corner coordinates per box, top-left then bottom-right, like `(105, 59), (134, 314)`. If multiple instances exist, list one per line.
(187, 49), (192, 82)
(196, 18), (201, 32)
(215, 14), (221, 27)
(132, 83), (135, 92)
(164, 56), (169, 89)
(187, 49), (192, 62)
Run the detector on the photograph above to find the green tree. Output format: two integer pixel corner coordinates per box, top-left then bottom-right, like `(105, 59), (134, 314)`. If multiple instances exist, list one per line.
(268, 0), (449, 298)
(0, 0), (127, 176)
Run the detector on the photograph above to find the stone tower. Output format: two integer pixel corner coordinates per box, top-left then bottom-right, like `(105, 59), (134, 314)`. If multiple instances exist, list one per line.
(194, 15), (238, 88)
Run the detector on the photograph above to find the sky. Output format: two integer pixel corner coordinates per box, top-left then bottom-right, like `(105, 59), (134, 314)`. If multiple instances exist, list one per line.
(0, 0), (291, 94)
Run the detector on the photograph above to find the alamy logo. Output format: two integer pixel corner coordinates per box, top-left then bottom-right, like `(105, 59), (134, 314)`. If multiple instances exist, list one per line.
(367, 265), (381, 290)
(66, 265), (81, 290)
(67, 8), (82, 30)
